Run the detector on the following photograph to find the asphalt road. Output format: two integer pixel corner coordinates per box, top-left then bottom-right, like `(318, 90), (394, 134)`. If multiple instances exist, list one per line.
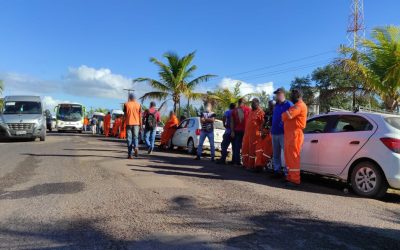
(0, 132), (399, 250)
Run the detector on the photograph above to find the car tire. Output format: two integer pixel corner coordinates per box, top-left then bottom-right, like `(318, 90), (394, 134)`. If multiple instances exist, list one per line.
(350, 161), (388, 198)
(187, 138), (196, 155)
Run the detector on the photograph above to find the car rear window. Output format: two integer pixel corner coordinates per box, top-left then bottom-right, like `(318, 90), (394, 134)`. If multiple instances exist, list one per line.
(385, 117), (400, 130)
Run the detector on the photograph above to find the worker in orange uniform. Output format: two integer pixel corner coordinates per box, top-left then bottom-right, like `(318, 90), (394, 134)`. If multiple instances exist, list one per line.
(124, 93), (142, 158)
(242, 98), (265, 171)
(112, 116), (122, 137)
(255, 100), (275, 169)
(119, 117), (126, 139)
(104, 112), (111, 137)
(160, 111), (179, 149)
(281, 89), (308, 186)
(83, 116), (89, 132)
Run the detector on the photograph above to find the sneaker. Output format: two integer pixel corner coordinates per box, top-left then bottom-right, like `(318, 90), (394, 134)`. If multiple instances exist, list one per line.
(194, 156), (201, 160)
(128, 155), (133, 160)
(134, 148), (139, 157)
(148, 148), (152, 155)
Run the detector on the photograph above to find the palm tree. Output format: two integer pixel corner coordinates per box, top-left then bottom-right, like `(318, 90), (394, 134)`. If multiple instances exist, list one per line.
(338, 26), (400, 111)
(134, 51), (216, 116)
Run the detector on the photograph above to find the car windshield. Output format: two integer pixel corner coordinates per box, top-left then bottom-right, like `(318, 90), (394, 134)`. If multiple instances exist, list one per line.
(57, 105), (83, 121)
(3, 101), (42, 114)
(385, 117), (400, 130)
(214, 120), (225, 130)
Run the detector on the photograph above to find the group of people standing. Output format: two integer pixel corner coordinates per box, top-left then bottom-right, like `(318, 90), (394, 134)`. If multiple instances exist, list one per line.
(112, 88), (307, 186)
(194, 87), (308, 186)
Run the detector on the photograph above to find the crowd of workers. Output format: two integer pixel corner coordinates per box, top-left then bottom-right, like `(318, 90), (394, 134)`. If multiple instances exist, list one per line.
(94, 87), (307, 187)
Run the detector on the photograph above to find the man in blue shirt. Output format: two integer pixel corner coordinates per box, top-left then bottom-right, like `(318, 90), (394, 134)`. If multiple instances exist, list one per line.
(217, 103), (236, 164)
(271, 88), (293, 177)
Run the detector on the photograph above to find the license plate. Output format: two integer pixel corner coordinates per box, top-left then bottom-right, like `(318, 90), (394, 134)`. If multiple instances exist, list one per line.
(16, 131), (27, 135)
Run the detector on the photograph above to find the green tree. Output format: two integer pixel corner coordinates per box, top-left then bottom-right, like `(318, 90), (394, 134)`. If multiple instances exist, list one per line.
(94, 108), (109, 114)
(290, 76), (315, 106)
(252, 90), (271, 109)
(339, 26), (400, 111)
(134, 51), (216, 116)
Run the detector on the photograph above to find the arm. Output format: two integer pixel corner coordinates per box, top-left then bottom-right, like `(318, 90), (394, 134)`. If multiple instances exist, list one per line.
(282, 104), (301, 122)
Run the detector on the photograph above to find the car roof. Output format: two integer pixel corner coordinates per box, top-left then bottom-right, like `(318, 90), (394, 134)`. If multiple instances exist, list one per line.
(313, 111), (399, 119)
(4, 95), (41, 102)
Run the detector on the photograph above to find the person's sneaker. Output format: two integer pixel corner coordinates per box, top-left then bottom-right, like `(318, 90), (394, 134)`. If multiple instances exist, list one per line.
(134, 148), (139, 157)
(194, 156), (201, 160)
(148, 148), (152, 155)
(128, 155), (133, 160)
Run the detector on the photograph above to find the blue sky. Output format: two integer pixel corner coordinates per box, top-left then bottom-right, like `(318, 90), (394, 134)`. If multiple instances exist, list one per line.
(0, 0), (399, 112)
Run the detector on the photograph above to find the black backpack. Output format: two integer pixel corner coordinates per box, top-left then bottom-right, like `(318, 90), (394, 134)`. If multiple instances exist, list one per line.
(145, 111), (157, 129)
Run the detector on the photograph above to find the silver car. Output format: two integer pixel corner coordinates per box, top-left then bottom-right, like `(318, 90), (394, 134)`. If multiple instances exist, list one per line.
(0, 96), (46, 141)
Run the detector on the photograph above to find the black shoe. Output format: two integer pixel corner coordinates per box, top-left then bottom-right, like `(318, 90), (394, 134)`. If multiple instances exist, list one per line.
(194, 156), (201, 160)
(148, 148), (152, 154)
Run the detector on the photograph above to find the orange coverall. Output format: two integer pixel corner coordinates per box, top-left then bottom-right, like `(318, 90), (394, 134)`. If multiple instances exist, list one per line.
(104, 114), (111, 137)
(242, 108), (265, 169)
(112, 117), (121, 137)
(255, 129), (273, 168)
(281, 100), (308, 184)
(160, 115), (179, 146)
(119, 117), (126, 139)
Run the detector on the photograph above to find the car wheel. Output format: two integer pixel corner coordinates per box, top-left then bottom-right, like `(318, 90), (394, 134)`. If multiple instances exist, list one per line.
(187, 138), (196, 155)
(350, 161), (388, 198)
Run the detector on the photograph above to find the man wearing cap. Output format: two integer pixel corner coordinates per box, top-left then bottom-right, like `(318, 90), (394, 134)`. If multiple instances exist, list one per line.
(124, 93), (142, 159)
(271, 88), (293, 177)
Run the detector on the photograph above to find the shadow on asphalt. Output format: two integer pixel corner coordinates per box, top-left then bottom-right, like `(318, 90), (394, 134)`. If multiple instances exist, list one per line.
(128, 154), (400, 203)
(0, 208), (399, 249)
(21, 153), (129, 160)
(0, 181), (85, 200)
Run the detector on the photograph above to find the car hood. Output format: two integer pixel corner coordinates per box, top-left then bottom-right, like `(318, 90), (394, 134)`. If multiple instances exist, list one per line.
(0, 113), (43, 123)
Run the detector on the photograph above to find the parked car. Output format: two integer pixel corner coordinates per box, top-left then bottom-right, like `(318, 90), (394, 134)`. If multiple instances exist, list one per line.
(169, 117), (226, 154)
(300, 111), (400, 198)
(0, 95), (46, 141)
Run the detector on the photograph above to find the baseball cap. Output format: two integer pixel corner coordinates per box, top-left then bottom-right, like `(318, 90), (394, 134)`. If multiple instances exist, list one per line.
(273, 88), (285, 94)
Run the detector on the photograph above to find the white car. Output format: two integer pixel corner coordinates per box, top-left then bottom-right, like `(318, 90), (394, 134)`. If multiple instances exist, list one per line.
(301, 111), (400, 198)
(170, 117), (226, 154)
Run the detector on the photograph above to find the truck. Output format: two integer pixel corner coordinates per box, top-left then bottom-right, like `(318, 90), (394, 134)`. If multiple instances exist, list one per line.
(0, 95), (46, 141)
(55, 103), (85, 133)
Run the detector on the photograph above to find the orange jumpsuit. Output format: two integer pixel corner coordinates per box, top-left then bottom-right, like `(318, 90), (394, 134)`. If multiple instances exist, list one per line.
(119, 118), (126, 139)
(104, 114), (111, 137)
(255, 129), (273, 168)
(160, 115), (179, 146)
(242, 108), (265, 169)
(282, 100), (308, 184)
(112, 118), (121, 137)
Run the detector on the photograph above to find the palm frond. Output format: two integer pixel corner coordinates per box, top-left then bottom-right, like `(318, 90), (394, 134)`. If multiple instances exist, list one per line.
(140, 91), (169, 101)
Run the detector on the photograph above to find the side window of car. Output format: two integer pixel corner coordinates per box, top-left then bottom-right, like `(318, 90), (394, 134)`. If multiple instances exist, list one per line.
(304, 116), (330, 134)
(333, 115), (373, 132)
(178, 120), (188, 129)
(187, 119), (195, 128)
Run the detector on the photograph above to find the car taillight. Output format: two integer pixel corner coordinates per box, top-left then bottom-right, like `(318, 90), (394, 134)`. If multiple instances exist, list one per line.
(380, 138), (400, 154)
(195, 129), (201, 136)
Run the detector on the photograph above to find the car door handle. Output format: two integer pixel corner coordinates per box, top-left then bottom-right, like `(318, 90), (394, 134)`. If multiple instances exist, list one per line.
(350, 141), (360, 145)
(311, 140), (318, 143)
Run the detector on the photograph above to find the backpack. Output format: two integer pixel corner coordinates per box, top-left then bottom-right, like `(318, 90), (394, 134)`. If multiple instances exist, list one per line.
(145, 111), (157, 130)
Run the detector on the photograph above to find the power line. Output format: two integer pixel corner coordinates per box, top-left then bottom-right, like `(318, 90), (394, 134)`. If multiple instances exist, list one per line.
(222, 50), (336, 79)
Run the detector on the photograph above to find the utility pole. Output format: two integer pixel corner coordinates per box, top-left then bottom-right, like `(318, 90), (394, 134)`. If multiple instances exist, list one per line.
(347, 0), (365, 108)
(123, 88), (135, 100)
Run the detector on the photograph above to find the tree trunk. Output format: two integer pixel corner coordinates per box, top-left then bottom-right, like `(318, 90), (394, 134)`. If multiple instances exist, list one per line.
(187, 98), (190, 117)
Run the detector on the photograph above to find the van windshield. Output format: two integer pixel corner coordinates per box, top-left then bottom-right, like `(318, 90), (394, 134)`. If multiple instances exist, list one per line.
(3, 101), (42, 114)
(385, 117), (400, 130)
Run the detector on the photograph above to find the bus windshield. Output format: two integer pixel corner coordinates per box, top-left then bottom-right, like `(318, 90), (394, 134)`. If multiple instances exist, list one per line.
(57, 105), (83, 121)
(3, 101), (42, 114)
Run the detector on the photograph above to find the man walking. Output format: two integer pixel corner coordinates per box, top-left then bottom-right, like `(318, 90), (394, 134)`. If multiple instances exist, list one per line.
(216, 103), (236, 164)
(91, 116), (98, 135)
(271, 88), (293, 177)
(242, 98), (265, 171)
(230, 98), (251, 166)
(124, 93), (142, 159)
(143, 101), (160, 154)
(195, 102), (216, 161)
(282, 89), (308, 186)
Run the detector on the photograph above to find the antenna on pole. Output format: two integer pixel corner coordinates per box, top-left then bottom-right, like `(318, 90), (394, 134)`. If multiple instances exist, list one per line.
(123, 88), (135, 99)
(347, 0), (365, 50)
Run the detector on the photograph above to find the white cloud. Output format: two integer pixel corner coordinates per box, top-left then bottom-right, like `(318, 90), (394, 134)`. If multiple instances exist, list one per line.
(218, 77), (274, 96)
(0, 72), (59, 95)
(63, 65), (139, 100)
(42, 96), (70, 112)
